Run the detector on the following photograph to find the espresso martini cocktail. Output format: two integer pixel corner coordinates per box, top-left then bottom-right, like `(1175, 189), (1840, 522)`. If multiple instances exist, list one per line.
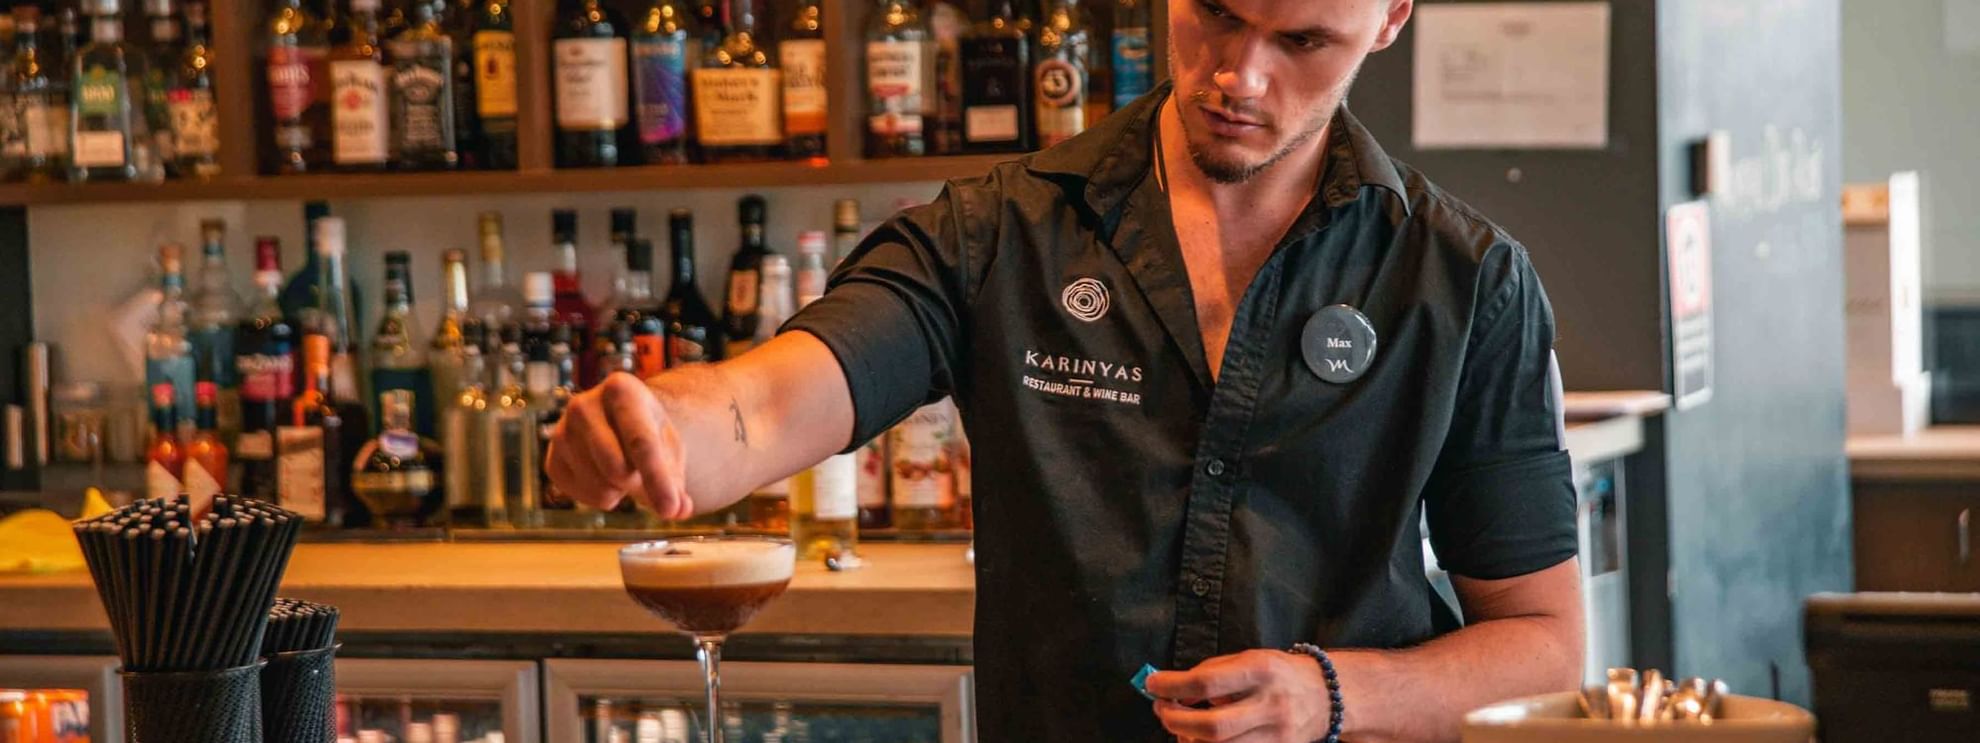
(619, 536), (796, 743)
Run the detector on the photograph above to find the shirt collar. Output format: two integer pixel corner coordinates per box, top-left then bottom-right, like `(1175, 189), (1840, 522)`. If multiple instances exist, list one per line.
(1022, 81), (1413, 219)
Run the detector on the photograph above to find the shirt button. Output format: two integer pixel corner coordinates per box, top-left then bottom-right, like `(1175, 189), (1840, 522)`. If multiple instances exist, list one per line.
(1191, 578), (1211, 597)
(1206, 459), (1227, 477)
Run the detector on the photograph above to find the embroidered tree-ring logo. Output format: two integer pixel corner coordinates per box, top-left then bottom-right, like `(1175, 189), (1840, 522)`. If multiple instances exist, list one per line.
(1061, 277), (1111, 322)
(1037, 59), (1082, 107)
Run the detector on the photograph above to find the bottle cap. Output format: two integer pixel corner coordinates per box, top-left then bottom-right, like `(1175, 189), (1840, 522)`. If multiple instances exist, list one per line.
(478, 211), (503, 237)
(143, 0), (173, 18)
(669, 207), (693, 223)
(739, 195), (767, 224)
(385, 250), (410, 267)
(442, 247), (466, 264)
(524, 272), (554, 305)
(797, 230), (827, 255)
(157, 242), (183, 272)
(762, 254), (791, 278)
(313, 217), (346, 256)
(611, 208), (636, 237)
(834, 199), (860, 229)
(552, 209), (577, 240)
(254, 238), (281, 272)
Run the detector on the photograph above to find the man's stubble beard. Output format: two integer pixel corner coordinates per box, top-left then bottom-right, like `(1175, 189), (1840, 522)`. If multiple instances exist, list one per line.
(1176, 66), (1360, 185)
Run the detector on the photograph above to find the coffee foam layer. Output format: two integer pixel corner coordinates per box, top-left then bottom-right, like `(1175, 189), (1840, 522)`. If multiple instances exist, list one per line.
(620, 539), (796, 588)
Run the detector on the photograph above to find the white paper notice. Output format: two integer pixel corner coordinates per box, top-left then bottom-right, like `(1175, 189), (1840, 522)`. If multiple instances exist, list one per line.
(1412, 2), (1611, 150)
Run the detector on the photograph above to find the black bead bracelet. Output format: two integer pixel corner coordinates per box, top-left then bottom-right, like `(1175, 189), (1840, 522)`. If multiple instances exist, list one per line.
(1290, 643), (1344, 743)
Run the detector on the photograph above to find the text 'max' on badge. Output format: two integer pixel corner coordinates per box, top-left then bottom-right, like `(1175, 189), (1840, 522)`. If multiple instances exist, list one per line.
(1301, 305), (1377, 384)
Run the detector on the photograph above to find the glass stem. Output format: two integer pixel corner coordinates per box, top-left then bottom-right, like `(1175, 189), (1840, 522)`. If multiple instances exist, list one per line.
(696, 634), (725, 743)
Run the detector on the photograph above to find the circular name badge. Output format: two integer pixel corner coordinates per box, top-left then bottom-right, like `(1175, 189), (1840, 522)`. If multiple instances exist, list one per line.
(1300, 305), (1378, 384)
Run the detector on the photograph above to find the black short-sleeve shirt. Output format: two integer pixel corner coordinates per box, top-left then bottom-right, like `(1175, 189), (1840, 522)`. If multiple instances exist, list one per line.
(785, 83), (1576, 742)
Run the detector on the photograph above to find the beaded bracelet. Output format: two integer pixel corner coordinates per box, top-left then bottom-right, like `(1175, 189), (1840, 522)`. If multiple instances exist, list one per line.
(1289, 643), (1344, 743)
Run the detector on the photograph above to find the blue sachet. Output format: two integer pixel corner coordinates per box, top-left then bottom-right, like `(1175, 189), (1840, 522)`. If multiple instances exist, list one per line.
(1131, 663), (1159, 701)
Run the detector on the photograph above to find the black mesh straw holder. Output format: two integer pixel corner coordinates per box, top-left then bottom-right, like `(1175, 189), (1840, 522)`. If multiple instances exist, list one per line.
(120, 661), (266, 743)
(261, 644), (340, 743)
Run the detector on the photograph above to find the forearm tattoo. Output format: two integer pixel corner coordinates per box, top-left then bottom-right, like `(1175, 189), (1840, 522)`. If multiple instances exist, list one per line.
(730, 399), (747, 445)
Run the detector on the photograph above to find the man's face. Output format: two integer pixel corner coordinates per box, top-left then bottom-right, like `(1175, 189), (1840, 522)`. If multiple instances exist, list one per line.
(1168, 0), (1412, 183)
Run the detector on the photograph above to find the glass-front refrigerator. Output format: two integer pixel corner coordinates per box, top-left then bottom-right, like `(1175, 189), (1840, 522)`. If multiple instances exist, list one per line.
(0, 655), (119, 742)
(543, 659), (974, 743)
(334, 658), (541, 743)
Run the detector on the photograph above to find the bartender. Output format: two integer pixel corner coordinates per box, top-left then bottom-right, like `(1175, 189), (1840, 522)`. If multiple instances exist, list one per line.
(548, 0), (1583, 740)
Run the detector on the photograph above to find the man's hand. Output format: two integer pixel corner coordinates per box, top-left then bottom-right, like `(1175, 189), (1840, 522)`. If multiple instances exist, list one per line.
(1146, 649), (1334, 743)
(544, 372), (695, 520)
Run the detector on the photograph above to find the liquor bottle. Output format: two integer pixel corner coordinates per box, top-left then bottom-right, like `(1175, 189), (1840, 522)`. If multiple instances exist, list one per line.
(389, 0), (458, 169)
(889, 400), (958, 530)
(599, 236), (666, 380)
(1110, 0), (1150, 109)
(352, 388), (442, 528)
(70, 0), (138, 182)
(928, 0), (965, 154)
(168, 1), (218, 177)
(832, 198), (861, 263)
(372, 252), (435, 436)
(692, 0), (782, 162)
(428, 248), (472, 421)
(443, 0), (480, 169)
(721, 195), (771, 357)
(267, 0), (330, 173)
(662, 208), (722, 365)
(522, 273), (580, 524)
(1033, 0), (1090, 147)
(549, 209), (597, 385)
(629, 0), (691, 165)
(960, 0), (1033, 153)
(188, 218), (240, 439)
(691, 0), (721, 50)
(329, 0), (389, 171)
(856, 430), (890, 529)
(145, 380), (184, 500)
(793, 230), (828, 306)
(592, 207), (638, 331)
(146, 243), (197, 434)
(440, 321), (491, 525)
(487, 322), (540, 527)
(863, 0), (931, 157)
(235, 237), (295, 504)
(792, 453), (857, 559)
(744, 254), (793, 529)
(779, 0), (826, 160)
(382, 0), (411, 39)
(283, 333), (342, 523)
(138, 0), (180, 174)
(0, 15), (24, 181)
(11, 8), (62, 183)
(279, 202), (366, 334)
(184, 376), (229, 502)
(314, 217), (374, 525)
(46, 6), (79, 176)
(553, 0), (627, 168)
(470, 0), (516, 168)
(469, 211), (524, 330)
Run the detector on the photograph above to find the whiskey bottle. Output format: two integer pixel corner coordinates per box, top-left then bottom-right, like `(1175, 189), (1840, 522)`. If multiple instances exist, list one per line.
(863, 0), (931, 157)
(553, 0), (628, 168)
(630, 0), (691, 165)
(11, 8), (62, 183)
(371, 252), (434, 436)
(662, 208), (722, 365)
(352, 389), (442, 528)
(721, 195), (771, 357)
(313, 217), (374, 525)
(1033, 0), (1090, 147)
(549, 209), (597, 385)
(168, 0), (219, 177)
(692, 0), (782, 162)
(470, 0), (517, 168)
(70, 0), (138, 182)
(139, 0), (180, 174)
(329, 0), (389, 170)
(1110, 0), (1150, 109)
(389, 0), (458, 169)
(960, 0), (1033, 153)
(268, 0), (329, 173)
(443, 0), (480, 168)
(779, 0), (827, 160)
(188, 218), (241, 439)
(283, 333), (341, 524)
(235, 237), (295, 504)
